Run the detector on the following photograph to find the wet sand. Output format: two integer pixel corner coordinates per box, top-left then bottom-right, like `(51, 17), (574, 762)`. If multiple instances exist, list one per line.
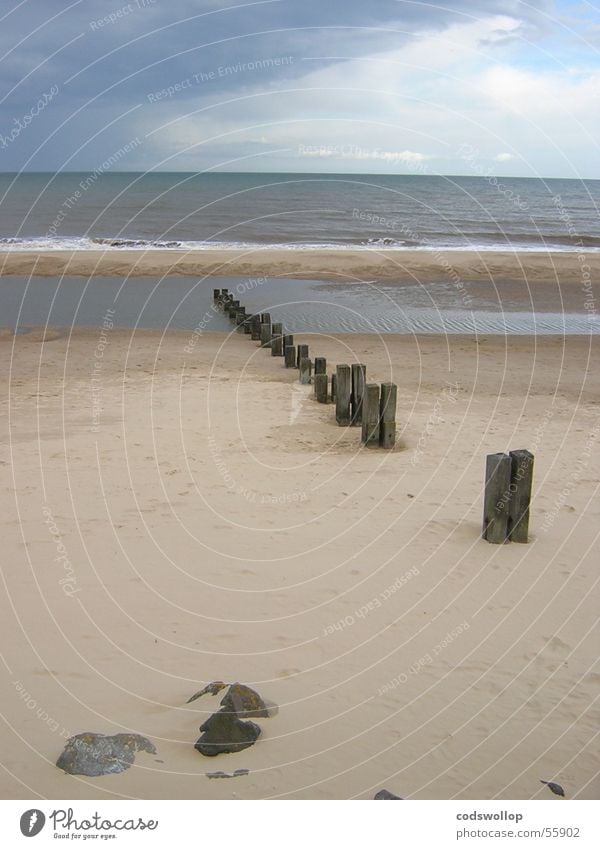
(0, 327), (598, 800)
(1, 247), (599, 289)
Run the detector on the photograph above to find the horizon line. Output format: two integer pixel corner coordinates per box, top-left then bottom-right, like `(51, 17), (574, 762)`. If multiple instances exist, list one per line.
(0, 170), (598, 182)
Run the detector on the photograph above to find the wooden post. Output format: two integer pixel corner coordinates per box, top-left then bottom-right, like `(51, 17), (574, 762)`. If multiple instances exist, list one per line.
(314, 357), (326, 375)
(299, 357), (312, 385)
(314, 373), (328, 403)
(251, 314), (261, 340)
(482, 453), (512, 544)
(351, 363), (366, 426)
(335, 365), (351, 426)
(283, 334), (293, 353)
(235, 309), (247, 326)
(227, 300), (240, 319)
(260, 322), (272, 348)
(261, 312), (271, 325)
(361, 384), (381, 446)
(284, 345), (297, 368)
(379, 383), (397, 449)
(243, 315), (253, 334)
(297, 344), (309, 368)
(331, 373), (337, 402)
(507, 450), (534, 543)
(213, 288), (220, 302)
(271, 323), (283, 356)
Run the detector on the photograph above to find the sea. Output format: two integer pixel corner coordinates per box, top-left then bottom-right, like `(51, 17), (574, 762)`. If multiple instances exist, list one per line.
(0, 172), (598, 334)
(0, 172), (598, 252)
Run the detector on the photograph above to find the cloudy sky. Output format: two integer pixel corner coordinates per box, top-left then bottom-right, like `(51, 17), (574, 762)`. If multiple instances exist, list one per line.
(1, 0), (599, 177)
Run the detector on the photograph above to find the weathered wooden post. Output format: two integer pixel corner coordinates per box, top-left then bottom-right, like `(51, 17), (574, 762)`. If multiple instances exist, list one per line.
(351, 363), (366, 425)
(331, 373), (337, 402)
(379, 383), (397, 449)
(335, 365), (351, 426)
(299, 357), (312, 385)
(482, 453), (512, 544)
(314, 373), (328, 403)
(314, 357), (326, 375)
(243, 314), (253, 334)
(251, 314), (262, 340)
(271, 323), (283, 356)
(297, 344), (309, 368)
(507, 450), (534, 543)
(213, 288), (220, 302)
(260, 322), (272, 348)
(361, 384), (381, 446)
(227, 300), (240, 319)
(284, 345), (297, 368)
(283, 334), (293, 355)
(235, 308), (247, 327)
(261, 312), (271, 324)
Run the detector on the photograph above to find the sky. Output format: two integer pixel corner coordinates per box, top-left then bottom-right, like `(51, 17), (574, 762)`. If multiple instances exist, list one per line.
(0, 0), (599, 177)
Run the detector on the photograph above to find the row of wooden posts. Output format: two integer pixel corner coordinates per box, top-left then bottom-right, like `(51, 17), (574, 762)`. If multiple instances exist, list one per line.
(214, 287), (534, 543)
(213, 288), (397, 448)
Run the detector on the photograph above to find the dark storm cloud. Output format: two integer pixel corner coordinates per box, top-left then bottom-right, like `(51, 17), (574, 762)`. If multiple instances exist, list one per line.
(0, 0), (559, 170)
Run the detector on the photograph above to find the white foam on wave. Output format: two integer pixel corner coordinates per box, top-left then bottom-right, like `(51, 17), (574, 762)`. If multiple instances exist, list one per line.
(2, 236), (600, 253)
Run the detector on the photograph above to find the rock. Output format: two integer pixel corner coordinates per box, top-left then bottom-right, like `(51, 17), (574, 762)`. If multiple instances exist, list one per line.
(540, 780), (565, 797)
(220, 683), (269, 718)
(206, 768), (250, 779)
(195, 708), (261, 757)
(187, 681), (227, 703)
(374, 789), (403, 799)
(56, 733), (156, 776)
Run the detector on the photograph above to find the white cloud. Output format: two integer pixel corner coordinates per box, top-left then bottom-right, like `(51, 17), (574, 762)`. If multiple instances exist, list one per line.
(145, 14), (600, 177)
(298, 146), (432, 164)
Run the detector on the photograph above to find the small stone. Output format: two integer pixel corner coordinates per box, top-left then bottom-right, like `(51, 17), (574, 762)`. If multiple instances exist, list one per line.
(540, 780), (565, 797)
(195, 708), (261, 757)
(206, 768), (250, 779)
(56, 733), (156, 776)
(220, 683), (269, 718)
(187, 681), (227, 703)
(374, 789), (403, 799)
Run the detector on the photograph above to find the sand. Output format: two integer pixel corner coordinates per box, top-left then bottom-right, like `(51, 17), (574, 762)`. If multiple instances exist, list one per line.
(1, 247), (599, 288)
(0, 326), (598, 800)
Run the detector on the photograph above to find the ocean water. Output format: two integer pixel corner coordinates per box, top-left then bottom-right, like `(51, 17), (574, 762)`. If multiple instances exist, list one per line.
(0, 172), (598, 253)
(1, 276), (597, 335)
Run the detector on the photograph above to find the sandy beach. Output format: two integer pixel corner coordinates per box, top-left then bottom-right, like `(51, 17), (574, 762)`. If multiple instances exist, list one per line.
(1, 325), (598, 800)
(1, 248), (599, 288)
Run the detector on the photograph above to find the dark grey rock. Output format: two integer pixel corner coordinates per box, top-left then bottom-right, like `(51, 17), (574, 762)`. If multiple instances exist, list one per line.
(56, 733), (156, 776)
(220, 683), (269, 718)
(374, 789), (403, 799)
(540, 780), (565, 797)
(195, 708), (261, 757)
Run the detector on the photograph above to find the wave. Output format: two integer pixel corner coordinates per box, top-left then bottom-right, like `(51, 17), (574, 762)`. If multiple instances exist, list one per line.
(1, 235), (600, 253)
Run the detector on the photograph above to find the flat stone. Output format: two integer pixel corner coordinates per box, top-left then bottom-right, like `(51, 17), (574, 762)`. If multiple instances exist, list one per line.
(195, 708), (261, 757)
(56, 733), (156, 776)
